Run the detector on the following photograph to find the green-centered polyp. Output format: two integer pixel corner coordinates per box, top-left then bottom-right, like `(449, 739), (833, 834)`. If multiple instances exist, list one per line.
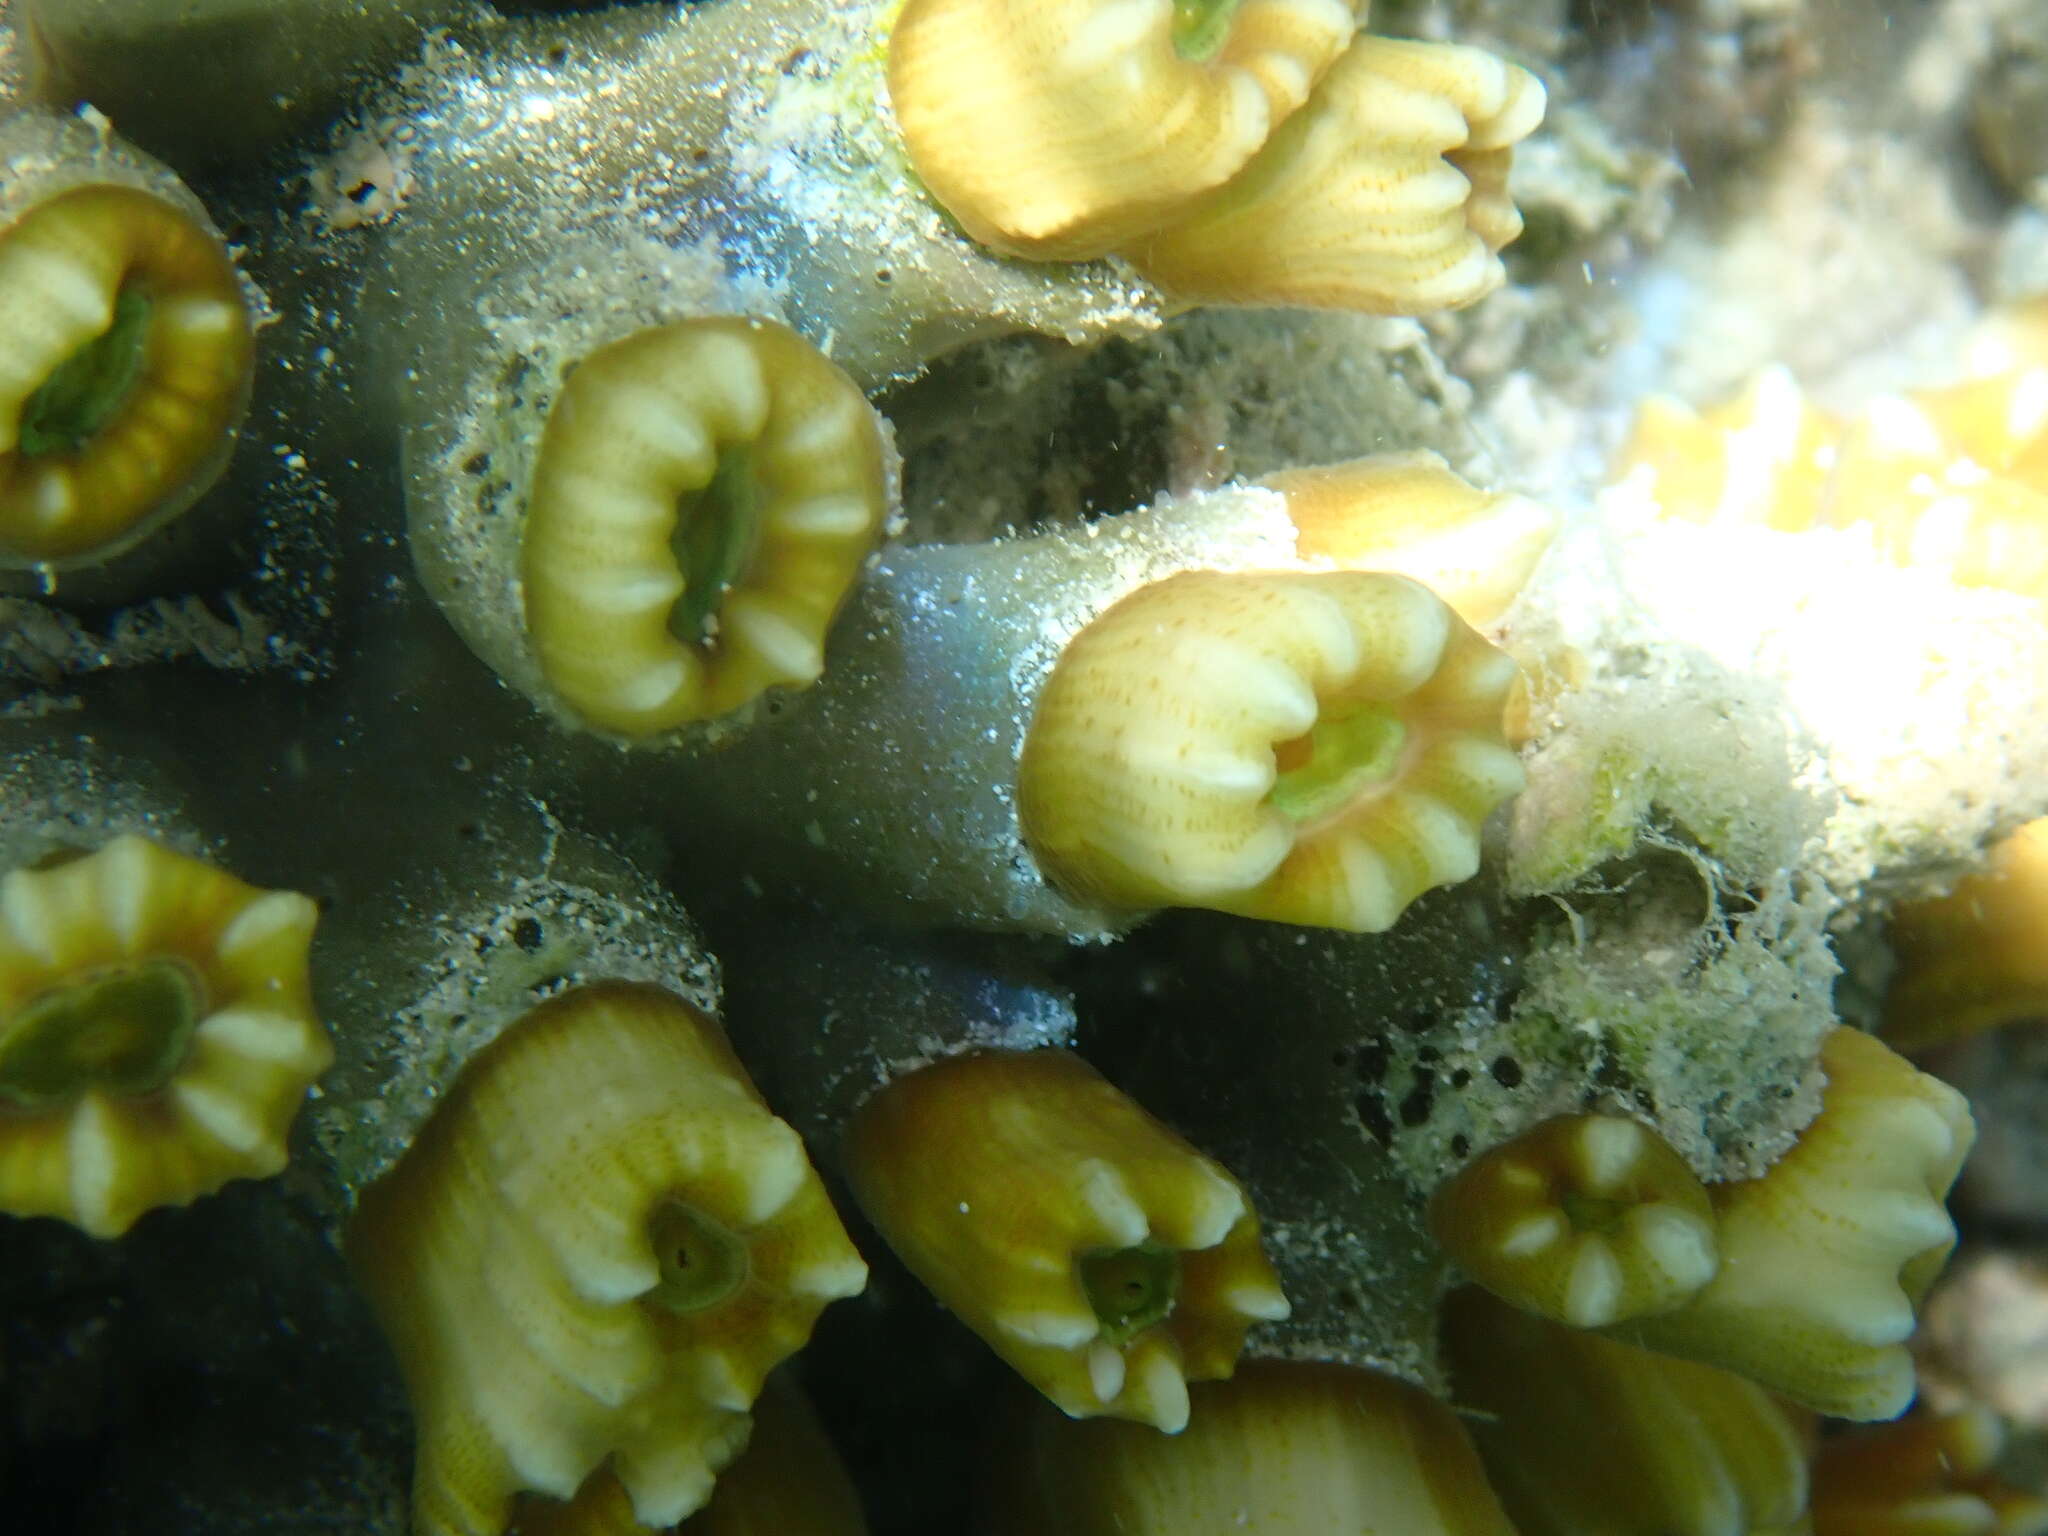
(520, 317), (890, 737)
(1081, 1242), (1182, 1345)
(0, 958), (204, 1107)
(646, 1197), (753, 1315)
(0, 183), (255, 567)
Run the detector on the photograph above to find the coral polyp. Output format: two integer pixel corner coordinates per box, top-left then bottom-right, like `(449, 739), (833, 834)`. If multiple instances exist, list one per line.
(1262, 452), (1559, 628)
(2, 0), (2045, 1524)
(885, 0), (1539, 312)
(885, 0), (1359, 261)
(1443, 1286), (1814, 1536)
(1122, 36), (1547, 314)
(977, 1357), (1519, 1534)
(0, 115), (254, 569)
(1428, 1113), (1719, 1329)
(1614, 1028), (1974, 1421)
(844, 1048), (1287, 1433)
(0, 835), (327, 1239)
(1018, 568), (1525, 931)
(347, 983), (868, 1533)
(1883, 818), (2048, 1052)
(520, 317), (892, 738)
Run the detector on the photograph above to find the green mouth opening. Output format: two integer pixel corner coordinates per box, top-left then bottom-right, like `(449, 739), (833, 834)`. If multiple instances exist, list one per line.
(1266, 705), (1408, 826)
(1079, 1242), (1181, 1346)
(19, 286), (151, 458)
(669, 445), (762, 649)
(643, 1197), (751, 1314)
(1561, 1192), (1628, 1235)
(1171, 0), (1241, 62)
(0, 957), (204, 1108)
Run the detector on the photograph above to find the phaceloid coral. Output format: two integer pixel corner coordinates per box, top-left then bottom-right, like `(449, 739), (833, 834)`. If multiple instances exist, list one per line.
(347, 983), (868, 1534)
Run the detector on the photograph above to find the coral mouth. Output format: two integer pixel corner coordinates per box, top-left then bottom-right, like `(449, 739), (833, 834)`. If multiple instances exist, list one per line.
(0, 957), (205, 1108)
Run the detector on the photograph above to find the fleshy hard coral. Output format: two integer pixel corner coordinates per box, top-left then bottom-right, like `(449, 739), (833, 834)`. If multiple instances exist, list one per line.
(1263, 451), (1560, 629)
(1443, 1286), (1814, 1536)
(1428, 1113), (1720, 1330)
(844, 1048), (1288, 1433)
(887, 0), (1543, 313)
(521, 317), (892, 739)
(1613, 1027), (1974, 1420)
(1809, 1402), (2048, 1536)
(1018, 568), (1525, 932)
(885, 0), (1360, 261)
(0, 835), (328, 1239)
(1884, 818), (2048, 1052)
(508, 1376), (869, 1536)
(347, 983), (868, 1535)
(0, 175), (254, 567)
(977, 1357), (1519, 1535)
(1616, 327), (2048, 605)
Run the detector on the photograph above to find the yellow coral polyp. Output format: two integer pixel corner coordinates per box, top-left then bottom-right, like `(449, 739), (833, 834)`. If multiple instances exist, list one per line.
(979, 1357), (1519, 1535)
(509, 1376), (870, 1536)
(1428, 1113), (1719, 1330)
(1123, 35), (1547, 314)
(1443, 1286), (1815, 1536)
(521, 317), (890, 738)
(0, 182), (255, 566)
(1262, 451), (1559, 628)
(1615, 1027), (1974, 1421)
(346, 983), (869, 1535)
(1615, 366), (1841, 534)
(1019, 568), (1525, 933)
(844, 1049), (1289, 1434)
(1809, 1403), (2048, 1536)
(1616, 335), (2048, 605)
(0, 835), (328, 1239)
(885, 0), (1359, 261)
(1883, 817), (2048, 1052)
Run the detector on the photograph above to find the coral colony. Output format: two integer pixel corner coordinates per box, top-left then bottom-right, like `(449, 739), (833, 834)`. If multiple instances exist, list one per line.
(2, 0), (2047, 1532)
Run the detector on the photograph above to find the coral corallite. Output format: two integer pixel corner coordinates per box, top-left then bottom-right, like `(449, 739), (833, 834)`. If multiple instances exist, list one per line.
(1018, 568), (1526, 932)
(884, 0), (1360, 261)
(346, 982), (869, 1535)
(1443, 1285), (1815, 1536)
(520, 316), (892, 738)
(1262, 451), (1560, 629)
(0, 179), (255, 567)
(1883, 817), (2048, 1052)
(844, 1048), (1289, 1434)
(977, 1357), (1519, 1535)
(1428, 1112), (1720, 1329)
(0, 835), (329, 1239)
(1614, 1027), (1975, 1420)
